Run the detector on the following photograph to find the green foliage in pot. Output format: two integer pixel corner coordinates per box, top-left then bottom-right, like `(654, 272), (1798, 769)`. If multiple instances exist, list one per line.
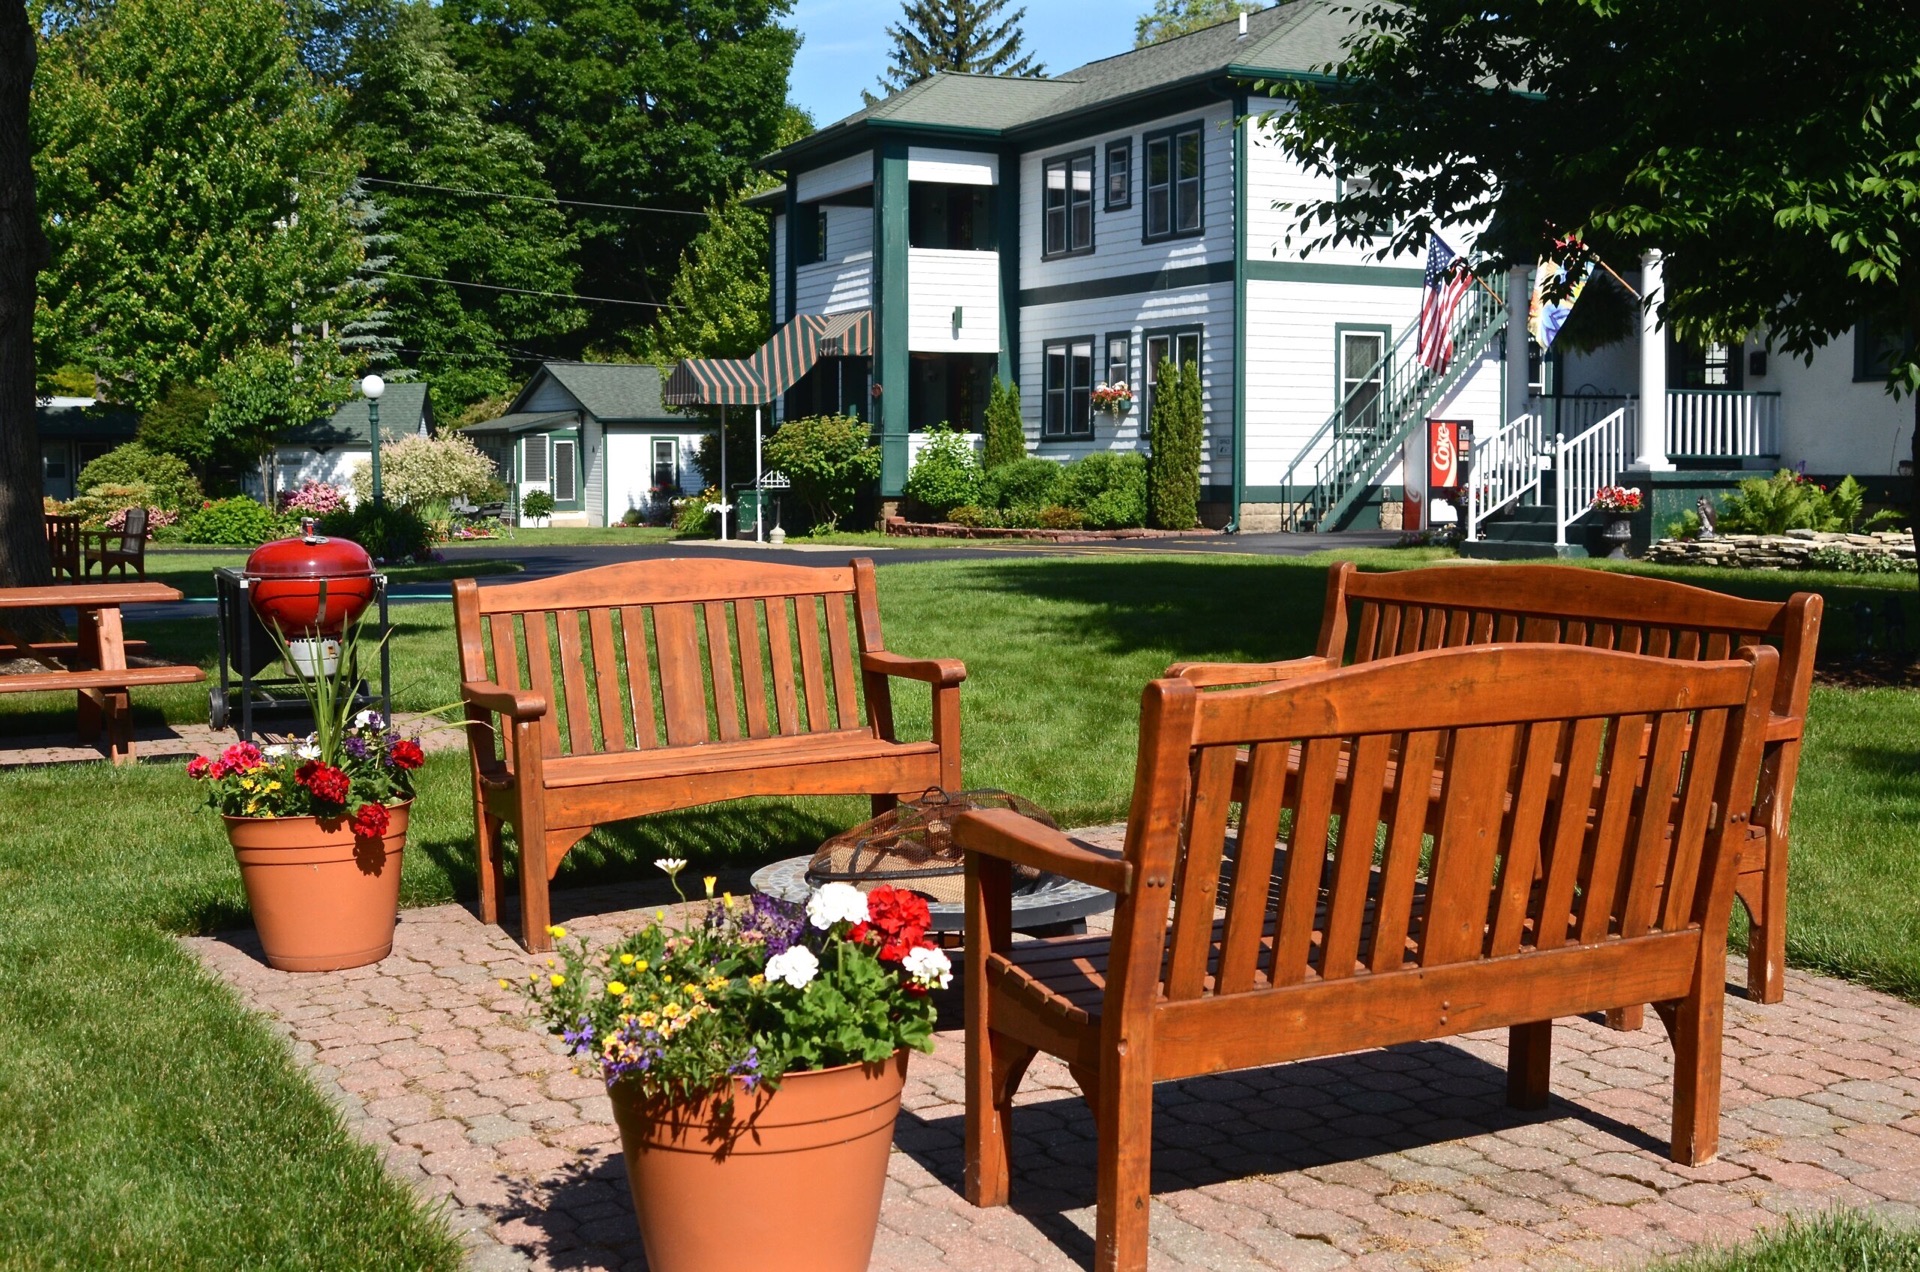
(981, 376), (1026, 469)
(902, 425), (982, 519)
(763, 414), (880, 531)
(516, 869), (948, 1102)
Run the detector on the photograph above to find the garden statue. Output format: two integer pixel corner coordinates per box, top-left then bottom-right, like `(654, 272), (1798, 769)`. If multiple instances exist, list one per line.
(1697, 495), (1718, 539)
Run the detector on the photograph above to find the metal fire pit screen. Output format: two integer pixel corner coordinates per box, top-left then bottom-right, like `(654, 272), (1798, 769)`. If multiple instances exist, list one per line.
(806, 788), (1056, 906)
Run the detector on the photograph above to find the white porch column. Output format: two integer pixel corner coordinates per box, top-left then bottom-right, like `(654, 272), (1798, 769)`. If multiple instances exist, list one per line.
(1633, 250), (1674, 471)
(1504, 265), (1531, 423)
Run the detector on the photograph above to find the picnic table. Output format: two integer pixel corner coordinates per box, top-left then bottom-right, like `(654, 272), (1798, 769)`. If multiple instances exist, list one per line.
(0, 582), (205, 763)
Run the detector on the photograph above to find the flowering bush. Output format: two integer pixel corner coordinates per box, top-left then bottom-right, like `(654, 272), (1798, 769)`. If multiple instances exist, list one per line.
(351, 432), (497, 508)
(1091, 382), (1134, 417)
(516, 866), (948, 1103)
(1592, 485), (1644, 514)
(104, 504), (176, 536)
(281, 480), (349, 517)
(188, 711), (421, 826)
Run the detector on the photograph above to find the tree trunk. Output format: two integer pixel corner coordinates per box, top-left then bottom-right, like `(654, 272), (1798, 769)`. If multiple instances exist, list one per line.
(1908, 294), (1920, 594)
(0, 0), (52, 591)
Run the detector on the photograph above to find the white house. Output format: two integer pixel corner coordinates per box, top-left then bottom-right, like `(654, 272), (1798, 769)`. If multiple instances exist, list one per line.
(465, 363), (706, 526)
(725, 0), (1905, 547)
(268, 381), (435, 502)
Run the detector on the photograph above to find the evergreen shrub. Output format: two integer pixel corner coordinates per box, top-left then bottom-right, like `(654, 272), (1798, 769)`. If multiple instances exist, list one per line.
(76, 442), (203, 514)
(902, 425), (982, 518)
(981, 377), (1026, 469)
(316, 502), (433, 562)
(1057, 452), (1147, 529)
(1146, 358), (1202, 530)
(981, 457), (1062, 510)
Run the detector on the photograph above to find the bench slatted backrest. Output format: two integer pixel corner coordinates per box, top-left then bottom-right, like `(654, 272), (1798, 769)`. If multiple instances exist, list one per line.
(118, 507), (148, 556)
(453, 560), (877, 763)
(1119, 644), (1774, 1012)
(1321, 563), (1820, 729)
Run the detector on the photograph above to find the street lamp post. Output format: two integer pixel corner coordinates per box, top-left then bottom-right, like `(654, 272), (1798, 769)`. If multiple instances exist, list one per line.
(361, 374), (386, 506)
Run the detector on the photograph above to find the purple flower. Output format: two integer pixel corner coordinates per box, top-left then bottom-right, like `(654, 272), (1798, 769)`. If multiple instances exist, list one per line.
(343, 735), (371, 762)
(729, 1047), (762, 1092)
(562, 1017), (595, 1055)
(744, 893), (804, 957)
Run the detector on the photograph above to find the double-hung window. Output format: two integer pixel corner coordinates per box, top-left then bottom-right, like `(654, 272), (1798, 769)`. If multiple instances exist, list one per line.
(1105, 140), (1131, 210)
(1043, 152), (1094, 257)
(1144, 124), (1203, 240)
(651, 439), (678, 490)
(1043, 339), (1095, 439)
(1144, 329), (1202, 421)
(1105, 334), (1130, 390)
(1337, 328), (1388, 438)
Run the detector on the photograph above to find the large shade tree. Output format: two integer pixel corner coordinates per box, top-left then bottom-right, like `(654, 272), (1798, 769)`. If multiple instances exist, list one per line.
(1266, 0), (1920, 567)
(31, 0), (372, 411)
(443, 0), (799, 350)
(1, 0), (50, 588)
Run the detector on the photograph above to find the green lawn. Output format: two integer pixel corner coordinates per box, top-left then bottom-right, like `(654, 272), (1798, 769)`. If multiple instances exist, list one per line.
(141, 548), (521, 601)
(1, 550), (1915, 1268)
(459, 524), (681, 546)
(1661, 1213), (1920, 1270)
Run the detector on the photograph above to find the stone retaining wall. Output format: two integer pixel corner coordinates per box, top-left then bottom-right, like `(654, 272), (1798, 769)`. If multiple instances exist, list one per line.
(1645, 529), (1914, 570)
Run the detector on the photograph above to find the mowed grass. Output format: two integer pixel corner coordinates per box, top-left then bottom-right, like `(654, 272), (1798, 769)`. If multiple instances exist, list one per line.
(0, 550), (1916, 1268)
(1660, 1212), (1920, 1269)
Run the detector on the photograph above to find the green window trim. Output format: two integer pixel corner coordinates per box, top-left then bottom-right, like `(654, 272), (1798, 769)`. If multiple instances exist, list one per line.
(1041, 148), (1096, 259)
(1142, 324), (1203, 426)
(1105, 138), (1132, 211)
(1142, 120), (1205, 244)
(1041, 334), (1097, 440)
(1334, 323), (1392, 440)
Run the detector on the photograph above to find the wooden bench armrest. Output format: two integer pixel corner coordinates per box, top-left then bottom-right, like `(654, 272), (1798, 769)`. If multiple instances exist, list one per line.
(953, 807), (1133, 895)
(1765, 713), (1800, 744)
(1165, 653), (1340, 687)
(861, 649), (968, 687)
(461, 679), (548, 721)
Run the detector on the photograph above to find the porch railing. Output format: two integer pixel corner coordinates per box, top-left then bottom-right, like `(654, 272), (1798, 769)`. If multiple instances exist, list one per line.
(1554, 406), (1633, 548)
(1665, 389), (1781, 460)
(1466, 411), (1546, 541)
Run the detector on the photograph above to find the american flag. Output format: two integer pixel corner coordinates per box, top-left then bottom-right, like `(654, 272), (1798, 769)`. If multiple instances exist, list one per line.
(1416, 235), (1472, 373)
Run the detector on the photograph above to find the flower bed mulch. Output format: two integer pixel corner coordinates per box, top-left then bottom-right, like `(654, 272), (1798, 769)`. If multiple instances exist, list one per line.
(883, 517), (1222, 543)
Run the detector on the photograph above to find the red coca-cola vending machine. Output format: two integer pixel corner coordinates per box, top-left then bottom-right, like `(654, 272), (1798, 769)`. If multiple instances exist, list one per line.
(1403, 418), (1473, 530)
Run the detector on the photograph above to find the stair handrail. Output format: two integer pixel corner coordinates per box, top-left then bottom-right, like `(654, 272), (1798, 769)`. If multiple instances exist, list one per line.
(1279, 283), (1507, 532)
(1466, 410), (1545, 541)
(1552, 405), (1633, 548)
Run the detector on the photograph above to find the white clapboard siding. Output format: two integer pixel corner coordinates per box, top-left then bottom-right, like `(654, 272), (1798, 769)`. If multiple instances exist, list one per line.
(1019, 103), (1237, 291)
(605, 431), (706, 519)
(796, 151), (872, 203)
(795, 254), (874, 316)
(908, 147), (997, 186)
(584, 418), (605, 525)
(908, 249), (1000, 352)
(1018, 282), (1234, 476)
(521, 377), (583, 414)
(773, 213), (787, 316)
(1241, 277), (1506, 489)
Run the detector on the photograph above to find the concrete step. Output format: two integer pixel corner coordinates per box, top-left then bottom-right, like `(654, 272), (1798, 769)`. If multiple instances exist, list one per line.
(1459, 539), (1590, 560)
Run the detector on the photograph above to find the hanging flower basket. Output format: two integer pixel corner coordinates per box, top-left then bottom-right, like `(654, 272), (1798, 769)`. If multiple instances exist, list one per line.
(1091, 382), (1134, 418)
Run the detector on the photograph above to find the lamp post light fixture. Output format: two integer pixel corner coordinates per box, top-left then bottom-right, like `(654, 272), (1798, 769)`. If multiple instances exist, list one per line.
(361, 374), (386, 506)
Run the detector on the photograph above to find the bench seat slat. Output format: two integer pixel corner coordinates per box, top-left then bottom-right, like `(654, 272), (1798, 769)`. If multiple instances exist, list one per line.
(0, 665), (205, 692)
(534, 728), (938, 788)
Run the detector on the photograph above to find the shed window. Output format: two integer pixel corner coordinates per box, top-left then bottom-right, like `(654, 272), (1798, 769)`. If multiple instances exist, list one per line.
(1043, 152), (1094, 257)
(652, 439), (678, 490)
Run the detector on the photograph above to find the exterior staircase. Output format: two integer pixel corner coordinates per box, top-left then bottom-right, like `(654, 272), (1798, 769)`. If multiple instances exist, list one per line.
(1280, 284), (1508, 532)
(1460, 502), (1592, 558)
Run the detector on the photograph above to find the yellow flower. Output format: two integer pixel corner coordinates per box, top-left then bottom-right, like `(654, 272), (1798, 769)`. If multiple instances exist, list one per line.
(723, 891), (735, 910)
(706, 976), (728, 992)
(619, 953), (636, 966)
(549, 973), (565, 987)
(607, 981), (627, 996)
(703, 875), (717, 898)
(545, 958), (555, 967)
(632, 959), (648, 974)
(656, 910), (665, 921)
(662, 1002), (682, 1018)
(497, 979), (510, 989)
(547, 925), (566, 939)
(748, 974), (765, 987)
(637, 1011), (658, 1028)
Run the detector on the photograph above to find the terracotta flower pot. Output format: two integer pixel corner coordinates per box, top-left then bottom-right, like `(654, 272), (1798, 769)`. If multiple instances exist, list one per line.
(607, 1049), (909, 1272)
(224, 801), (409, 972)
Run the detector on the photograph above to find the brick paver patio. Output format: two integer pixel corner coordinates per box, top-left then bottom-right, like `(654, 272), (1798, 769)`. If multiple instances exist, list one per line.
(186, 837), (1920, 1271)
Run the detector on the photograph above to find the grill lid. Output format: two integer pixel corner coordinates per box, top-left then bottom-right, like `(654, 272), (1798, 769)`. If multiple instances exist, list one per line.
(244, 519), (376, 581)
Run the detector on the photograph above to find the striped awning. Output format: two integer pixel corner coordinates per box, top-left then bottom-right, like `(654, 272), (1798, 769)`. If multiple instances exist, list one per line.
(664, 309), (872, 406)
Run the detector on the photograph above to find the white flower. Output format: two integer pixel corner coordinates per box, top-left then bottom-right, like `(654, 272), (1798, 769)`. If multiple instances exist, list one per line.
(263, 744), (291, 758)
(353, 709), (385, 729)
(296, 743), (321, 760)
(654, 856), (687, 876)
(902, 945), (952, 990)
(764, 945), (819, 989)
(806, 882), (869, 930)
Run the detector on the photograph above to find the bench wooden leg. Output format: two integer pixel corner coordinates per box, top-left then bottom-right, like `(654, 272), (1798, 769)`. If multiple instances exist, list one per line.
(1507, 1021), (1552, 1110)
(475, 807), (506, 925)
(1093, 1053), (1153, 1272)
(870, 793), (899, 819)
(104, 689), (134, 765)
(1606, 1005), (1646, 1032)
(75, 687), (103, 744)
(1739, 859), (1787, 1005)
(516, 796), (552, 954)
(1668, 974), (1725, 1166)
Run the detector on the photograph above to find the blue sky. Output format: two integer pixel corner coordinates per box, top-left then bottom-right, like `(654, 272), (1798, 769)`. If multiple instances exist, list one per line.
(787, 1), (1142, 127)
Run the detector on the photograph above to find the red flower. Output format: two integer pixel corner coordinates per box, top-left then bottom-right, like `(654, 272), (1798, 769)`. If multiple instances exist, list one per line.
(186, 756), (211, 779)
(296, 760), (352, 805)
(220, 743), (265, 774)
(864, 887), (934, 962)
(350, 802), (390, 839)
(388, 738), (425, 771)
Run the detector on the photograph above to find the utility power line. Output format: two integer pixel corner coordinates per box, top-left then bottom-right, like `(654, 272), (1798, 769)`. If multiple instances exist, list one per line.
(352, 175), (713, 219)
(370, 270), (676, 309)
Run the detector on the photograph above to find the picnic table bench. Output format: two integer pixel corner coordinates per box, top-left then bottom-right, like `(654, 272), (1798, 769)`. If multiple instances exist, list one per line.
(1170, 562), (1821, 1010)
(956, 643), (1777, 1272)
(0, 582), (206, 763)
(453, 558), (965, 952)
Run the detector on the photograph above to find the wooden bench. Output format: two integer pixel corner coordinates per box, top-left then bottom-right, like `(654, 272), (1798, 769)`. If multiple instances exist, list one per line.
(453, 558), (965, 952)
(44, 514), (82, 582)
(0, 582), (205, 763)
(956, 643), (1777, 1272)
(1171, 562), (1821, 1009)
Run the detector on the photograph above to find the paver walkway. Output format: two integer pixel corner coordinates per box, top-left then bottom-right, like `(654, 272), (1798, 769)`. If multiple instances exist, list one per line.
(187, 850), (1920, 1272)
